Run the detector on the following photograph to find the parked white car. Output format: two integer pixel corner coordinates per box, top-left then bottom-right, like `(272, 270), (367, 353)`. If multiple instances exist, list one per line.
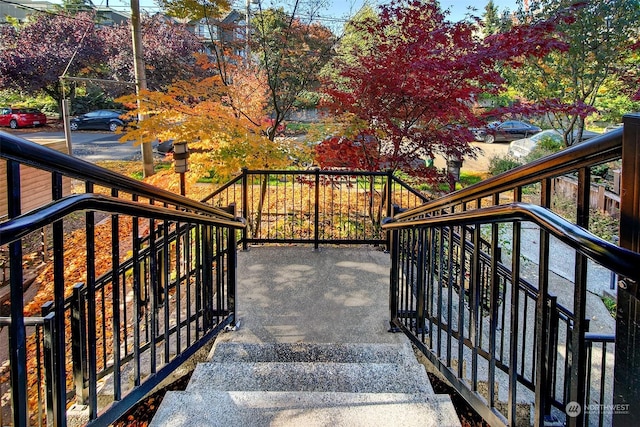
(508, 129), (600, 159)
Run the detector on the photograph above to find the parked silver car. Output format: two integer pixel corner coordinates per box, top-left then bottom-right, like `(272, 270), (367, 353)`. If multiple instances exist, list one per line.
(508, 129), (600, 159)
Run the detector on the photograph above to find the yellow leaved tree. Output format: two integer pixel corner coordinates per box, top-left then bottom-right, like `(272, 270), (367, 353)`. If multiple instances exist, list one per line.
(118, 61), (293, 185)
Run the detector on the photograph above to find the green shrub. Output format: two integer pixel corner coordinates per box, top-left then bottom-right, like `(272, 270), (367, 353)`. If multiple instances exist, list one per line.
(71, 92), (123, 115)
(488, 155), (522, 176)
(0, 90), (58, 115)
(524, 134), (564, 162)
(601, 296), (616, 318)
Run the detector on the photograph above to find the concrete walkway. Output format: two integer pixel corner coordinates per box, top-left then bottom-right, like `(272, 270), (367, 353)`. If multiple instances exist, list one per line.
(215, 245), (408, 346)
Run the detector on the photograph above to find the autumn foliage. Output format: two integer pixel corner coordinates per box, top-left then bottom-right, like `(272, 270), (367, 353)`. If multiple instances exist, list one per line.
(318, 0), (584, 178)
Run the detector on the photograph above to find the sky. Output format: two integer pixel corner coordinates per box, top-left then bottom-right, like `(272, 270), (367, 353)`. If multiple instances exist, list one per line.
(76, 0), (519, 25)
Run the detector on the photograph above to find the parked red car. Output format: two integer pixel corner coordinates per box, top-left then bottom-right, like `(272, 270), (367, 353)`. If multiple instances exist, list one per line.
(0, 107), (47, 129)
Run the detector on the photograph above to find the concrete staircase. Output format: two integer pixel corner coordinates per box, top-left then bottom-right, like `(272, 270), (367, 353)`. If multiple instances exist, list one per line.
(150, 341), (461, 426)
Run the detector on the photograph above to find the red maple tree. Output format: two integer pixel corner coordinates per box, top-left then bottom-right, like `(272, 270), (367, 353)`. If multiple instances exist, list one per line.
(318, 0), (583, 179)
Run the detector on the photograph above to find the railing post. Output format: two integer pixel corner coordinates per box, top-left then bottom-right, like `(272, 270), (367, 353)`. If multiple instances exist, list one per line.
(241, 168), (248, 251)
(614, 113), (640, 425)
(71, 283), (88, 405)
(6, 159), (29, 427)
(567, 167), (590, 427)
(534, 178), (552, 427)
(314, 168), (320, 251)
(227, 205), (238, 326)
(388, 226), (401, 332)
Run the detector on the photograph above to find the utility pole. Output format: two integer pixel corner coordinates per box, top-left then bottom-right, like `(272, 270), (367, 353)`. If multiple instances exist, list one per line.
(245, 0), (258, 64)
(245, 0), (251, 63)
(131, 0), (155, 177)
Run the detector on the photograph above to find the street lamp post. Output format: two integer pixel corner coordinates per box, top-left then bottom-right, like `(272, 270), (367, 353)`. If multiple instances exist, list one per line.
(173, 142), (189, 196)
(447, 154), (463, 192)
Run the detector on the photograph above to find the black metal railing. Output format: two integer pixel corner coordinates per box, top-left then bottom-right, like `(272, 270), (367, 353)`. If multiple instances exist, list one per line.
(383, 116), (640, 427)
(202, 168), (428, 250)
(0, 132), (245, 427)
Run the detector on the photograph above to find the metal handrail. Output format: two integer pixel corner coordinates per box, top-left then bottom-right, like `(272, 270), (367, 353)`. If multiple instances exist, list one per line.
(1, 131), (242, 426)
(395, 128), (623, 219)
(0, 193), (245, 246)
(0, 131), (234, 219)
(384, 202), (640, 281)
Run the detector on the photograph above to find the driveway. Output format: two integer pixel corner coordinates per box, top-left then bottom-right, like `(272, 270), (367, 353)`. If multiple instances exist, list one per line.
(433, 141), (509, 174)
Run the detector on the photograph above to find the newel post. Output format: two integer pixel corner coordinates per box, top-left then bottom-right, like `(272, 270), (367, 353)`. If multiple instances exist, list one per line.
(386, 219), (401, 333)
(613, 113), (640, 425)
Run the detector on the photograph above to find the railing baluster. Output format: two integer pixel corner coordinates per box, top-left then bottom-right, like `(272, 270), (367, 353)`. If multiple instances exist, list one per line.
(488, 194), (500, 411)
(84, 181), (98, 419)
(175, 221), (183, 355)
(585, 338), (593, 427)
(458, 203), (467, 380)
(216, 226), (224, 324)
(599, 341), (607, 427)
(314, 169), (320, 250)
(446, 225), (454, 367)
(186, 221), (193, 346)
(132, 203), (142, 387)
(386, 171), (393, 249)
(418, 227), (442, 348)
(471, 221), (481, 392)
(242, 168), (248, 250)
(416, 228), (426, 339)
(436, 226), (444, 357)
(110, 188), (122, 402)
(71, 283), (88, 405)
(545, 296), (559, 415)
(42, 310), (56, 427)
(163, 218), (171, 364)
(227, 216), (237, 325)
(51, 171), (67, 427)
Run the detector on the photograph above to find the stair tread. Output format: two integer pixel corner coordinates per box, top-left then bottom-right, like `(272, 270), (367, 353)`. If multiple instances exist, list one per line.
(187, 361), (434, 394)
(209, 341), (418, 365)
(150, 390), (461, 427)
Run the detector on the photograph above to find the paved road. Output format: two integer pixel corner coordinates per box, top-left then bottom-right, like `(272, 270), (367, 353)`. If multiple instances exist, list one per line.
(8, 129), (159, 162)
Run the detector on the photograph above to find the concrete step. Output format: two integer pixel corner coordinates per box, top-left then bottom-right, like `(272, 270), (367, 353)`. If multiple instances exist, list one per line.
(186, 361), (435, 394)
(150, 390), (461, 427)
(209, 341), (418, 365)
